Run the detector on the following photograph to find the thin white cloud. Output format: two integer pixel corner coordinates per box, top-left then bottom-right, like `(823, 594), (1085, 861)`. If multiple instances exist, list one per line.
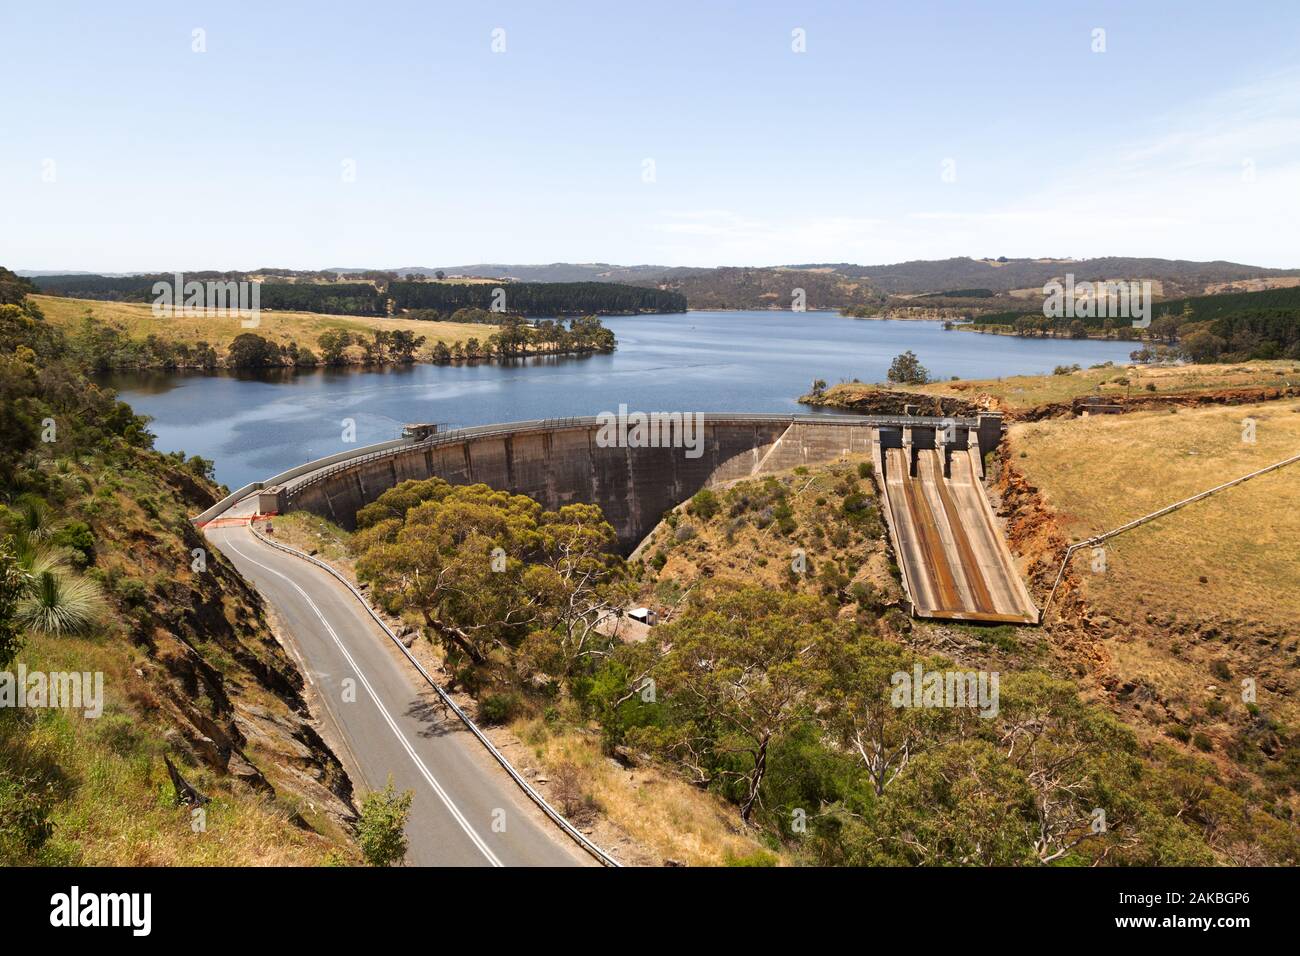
(647, 67), (1300, 267)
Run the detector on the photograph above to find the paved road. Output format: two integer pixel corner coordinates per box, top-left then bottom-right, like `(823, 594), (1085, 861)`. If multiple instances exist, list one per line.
(208, 524), (589, 867)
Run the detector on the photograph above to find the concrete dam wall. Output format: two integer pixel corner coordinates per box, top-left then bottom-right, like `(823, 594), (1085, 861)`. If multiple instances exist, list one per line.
(268, 414), (1005, 553)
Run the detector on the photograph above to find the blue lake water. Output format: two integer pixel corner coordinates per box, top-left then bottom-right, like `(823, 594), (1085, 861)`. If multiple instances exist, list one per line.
(105, 311), (1136, 489)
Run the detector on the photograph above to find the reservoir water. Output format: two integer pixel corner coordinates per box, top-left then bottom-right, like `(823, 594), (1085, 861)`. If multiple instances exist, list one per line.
(105, 310), (1137, 489)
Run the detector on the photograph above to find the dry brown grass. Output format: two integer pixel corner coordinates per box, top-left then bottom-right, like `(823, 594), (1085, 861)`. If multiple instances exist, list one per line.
(636, 457), (896, 611)
(510, 717), (781, 866)
(816, 361), (1300, 414)
(272, 512), (354, 568)
(1010, 399), (1300, 737)
(1009, 398), (1300, 626)
(32, 294), (486, 358)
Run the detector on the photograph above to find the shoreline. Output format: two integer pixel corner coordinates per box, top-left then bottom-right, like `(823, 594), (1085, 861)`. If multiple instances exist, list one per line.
(89, 346), (616, 374)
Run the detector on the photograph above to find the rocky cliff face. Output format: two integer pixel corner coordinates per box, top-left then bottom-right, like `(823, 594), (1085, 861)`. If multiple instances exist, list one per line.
(82, 452), (357, 833)
(800, 385), (982, 418)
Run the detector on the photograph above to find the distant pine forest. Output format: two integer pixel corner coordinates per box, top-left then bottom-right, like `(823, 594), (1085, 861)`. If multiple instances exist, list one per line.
(30, 273), (687, 317)
(961, 285), (1300, 362)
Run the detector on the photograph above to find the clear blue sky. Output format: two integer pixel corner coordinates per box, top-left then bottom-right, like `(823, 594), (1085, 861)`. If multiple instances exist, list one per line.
(3, 0), (1298, 271)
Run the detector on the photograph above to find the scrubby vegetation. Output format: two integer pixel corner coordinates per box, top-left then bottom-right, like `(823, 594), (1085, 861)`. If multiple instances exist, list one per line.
(339, 448), (1296, 865)
(0, 269), (356, 865)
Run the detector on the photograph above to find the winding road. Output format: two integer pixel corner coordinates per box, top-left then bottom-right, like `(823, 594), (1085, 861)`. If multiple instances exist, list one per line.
(207, 522), (590, 867)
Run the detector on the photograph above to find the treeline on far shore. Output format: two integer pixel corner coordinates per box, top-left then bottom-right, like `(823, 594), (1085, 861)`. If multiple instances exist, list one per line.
(30, 273), (687, 316)
(67, 314), (617, 371)
(951, 285), (1300, 363)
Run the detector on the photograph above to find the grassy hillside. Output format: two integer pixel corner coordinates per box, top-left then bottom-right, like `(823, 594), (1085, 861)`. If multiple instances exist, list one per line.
(999, 400), (1300, 834)
(2, 277), (358, 865)
(1011, 399), (1300, 709)
(635, 459), (902, 617)
(34, 294), (486, 359)
(817, 256), (1300, 297)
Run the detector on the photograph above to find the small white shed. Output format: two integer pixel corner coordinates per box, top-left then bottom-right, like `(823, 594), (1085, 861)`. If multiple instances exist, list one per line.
(627, 607), (657, 626)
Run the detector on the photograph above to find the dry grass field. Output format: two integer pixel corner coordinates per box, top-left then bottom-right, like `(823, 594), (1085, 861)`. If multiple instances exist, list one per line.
(1010, 399), (1300, 738)
(940, 361), (1300, 412)
(509, 716), (781, 867)
(32, 294), (488, 358)
(1010, 397), (1300, 625)
(815, 361), (1300, 414)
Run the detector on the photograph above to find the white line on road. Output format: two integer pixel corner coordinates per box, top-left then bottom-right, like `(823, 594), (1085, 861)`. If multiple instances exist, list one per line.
(216, 530), (504, 867)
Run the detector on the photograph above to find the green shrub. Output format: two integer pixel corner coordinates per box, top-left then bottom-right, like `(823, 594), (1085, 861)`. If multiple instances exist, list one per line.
(357, 778), (413, 867)
(479, 692), (521, 725)
(842, 493), (871, 517)
(688, 489), (720, 520)
(724, 849), (780, 867)
(0, 772), (54, 863)
(51, 521), (95, 567)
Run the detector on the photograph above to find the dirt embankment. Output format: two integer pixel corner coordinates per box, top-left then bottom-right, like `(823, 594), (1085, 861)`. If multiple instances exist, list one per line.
(800, 386), (982, 418)
(989, 449), (1111, 682)
(805, 369), (1300, 424)
(1015, 384), (1300, 422)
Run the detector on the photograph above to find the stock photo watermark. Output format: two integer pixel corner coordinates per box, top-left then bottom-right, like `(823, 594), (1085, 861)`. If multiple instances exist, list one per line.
(50, 886), (151, 936)
(1043, 274), (1152, 328)
(151, 272), (261, 327)
(0, 665), (104, 718)
(891, 663), (999, 718)
(595, 405), (705, 459)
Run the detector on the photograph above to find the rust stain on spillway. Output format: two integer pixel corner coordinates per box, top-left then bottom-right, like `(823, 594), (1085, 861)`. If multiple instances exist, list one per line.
(875, 431), (1038, 625)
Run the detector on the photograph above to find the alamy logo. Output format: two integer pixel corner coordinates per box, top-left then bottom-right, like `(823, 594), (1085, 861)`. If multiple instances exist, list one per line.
(152, 272), (261, 327)
(0, 665), (103, 718)
(50, 886), (151, 936)
(891, 663), (1000, 718)
(595, 405), (705, 459)
(1043, 274), (1152, 328)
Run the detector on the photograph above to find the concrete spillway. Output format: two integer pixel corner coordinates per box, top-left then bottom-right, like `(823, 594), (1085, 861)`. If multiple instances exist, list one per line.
(195, 413), (1034, 624)
(873, 426), (1038, 624)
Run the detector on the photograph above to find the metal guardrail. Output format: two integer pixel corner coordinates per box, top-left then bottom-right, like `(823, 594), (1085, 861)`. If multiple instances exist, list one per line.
(191, 436), (412, 525)
(246, 520), (622, 868)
